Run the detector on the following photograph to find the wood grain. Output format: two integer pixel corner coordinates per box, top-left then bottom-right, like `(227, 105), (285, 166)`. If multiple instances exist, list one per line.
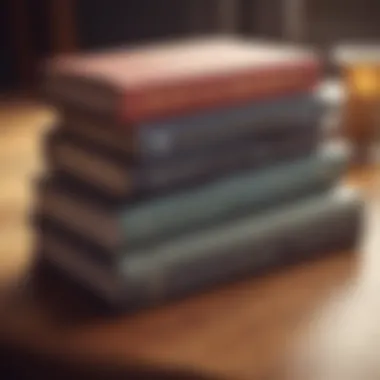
(0, 101), (371, 379)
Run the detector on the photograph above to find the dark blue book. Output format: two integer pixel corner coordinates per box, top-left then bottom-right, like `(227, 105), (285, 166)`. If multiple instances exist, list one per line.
(58, 93), (323, 161)
(45, 121), (320, 201)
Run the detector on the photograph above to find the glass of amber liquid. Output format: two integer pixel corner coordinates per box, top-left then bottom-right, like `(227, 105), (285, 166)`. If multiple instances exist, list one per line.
(333, 45), (380, 164)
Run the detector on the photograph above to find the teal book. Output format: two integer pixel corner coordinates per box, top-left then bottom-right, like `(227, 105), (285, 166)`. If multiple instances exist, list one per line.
(39, 187), (362, 308)
(37, 143), (350, 256)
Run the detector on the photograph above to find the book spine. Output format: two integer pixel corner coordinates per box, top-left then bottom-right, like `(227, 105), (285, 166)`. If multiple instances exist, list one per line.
(38, 189), (362, 308)
(47, 137), (134, 198)
(121, 190), (362, 308)
(43, 74), (120, 118)
(46, 124), (319, 200)
(123, 146), (349, 248)
(38, 233), (125, 304)
(123, 61), (321, 123)
(59, 94), (322, 161)
(35, 214), (115, 267)
(36, 143), (348, 261)
(139, 94), (323, 160)
(141, 125), (319, 193)
(60, 113), (136, 157)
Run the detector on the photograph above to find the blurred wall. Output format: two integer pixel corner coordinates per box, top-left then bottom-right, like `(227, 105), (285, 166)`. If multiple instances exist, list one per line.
(0, 1), (16, 90)
(2, 0), (380, 92)
(243, 0), (380, 47)
(76, 0), (191, 49)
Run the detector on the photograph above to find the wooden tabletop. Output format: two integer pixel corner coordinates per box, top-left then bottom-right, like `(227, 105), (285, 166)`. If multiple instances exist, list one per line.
(0, 101), (371, 379)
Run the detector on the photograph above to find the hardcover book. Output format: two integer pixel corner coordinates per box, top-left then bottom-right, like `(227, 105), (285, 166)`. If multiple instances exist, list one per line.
(38, 187), (362, 308)
(35, 143), (350, 257)
(45, 123), (320, 200)
(58, 93), (323, 161)
(44, 37), (321, 123)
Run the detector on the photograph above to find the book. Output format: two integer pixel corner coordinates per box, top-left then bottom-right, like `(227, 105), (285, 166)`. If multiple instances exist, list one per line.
(44, 37), (321, 123)
(58, 93), (323, 160)
(36, 143), (350, 257)
(45, 123), (320, 200)
(38, 187), (363, 308)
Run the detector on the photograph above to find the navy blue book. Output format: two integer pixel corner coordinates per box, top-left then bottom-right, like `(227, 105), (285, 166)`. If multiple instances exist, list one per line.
(44, 121), (320, 201)
(58, 93), (323, 162)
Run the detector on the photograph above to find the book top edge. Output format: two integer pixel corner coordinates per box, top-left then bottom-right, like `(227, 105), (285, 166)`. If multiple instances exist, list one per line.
(45, 37), (319, 90)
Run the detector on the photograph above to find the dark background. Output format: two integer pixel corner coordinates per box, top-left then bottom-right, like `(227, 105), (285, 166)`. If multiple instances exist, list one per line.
(2, 0), (380, 92)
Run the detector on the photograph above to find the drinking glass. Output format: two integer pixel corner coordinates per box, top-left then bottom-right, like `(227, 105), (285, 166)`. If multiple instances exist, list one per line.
(333, 45), (380, 163)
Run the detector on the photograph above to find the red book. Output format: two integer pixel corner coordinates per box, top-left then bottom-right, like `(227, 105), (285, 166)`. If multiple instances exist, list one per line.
(44, 37), (322, 124)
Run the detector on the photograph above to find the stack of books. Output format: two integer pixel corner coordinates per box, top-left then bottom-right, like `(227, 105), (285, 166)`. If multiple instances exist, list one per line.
(34, 37), (362, 310)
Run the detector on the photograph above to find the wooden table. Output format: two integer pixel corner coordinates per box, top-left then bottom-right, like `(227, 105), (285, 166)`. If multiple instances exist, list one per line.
(0, 101), (371, 379)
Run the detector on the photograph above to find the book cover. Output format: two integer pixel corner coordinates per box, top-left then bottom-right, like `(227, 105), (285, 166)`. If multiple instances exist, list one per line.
(36, 143), (350, 255)
(38, 187), (363, 308)
(59, 92), (323, 160)
(44, 37), (321, 123)
(45, 123), (320, 200)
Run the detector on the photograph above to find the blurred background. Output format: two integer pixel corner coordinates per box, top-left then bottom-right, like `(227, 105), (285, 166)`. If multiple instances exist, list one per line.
(2, 0), (380, 93)
(0, 1), (379, 379)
